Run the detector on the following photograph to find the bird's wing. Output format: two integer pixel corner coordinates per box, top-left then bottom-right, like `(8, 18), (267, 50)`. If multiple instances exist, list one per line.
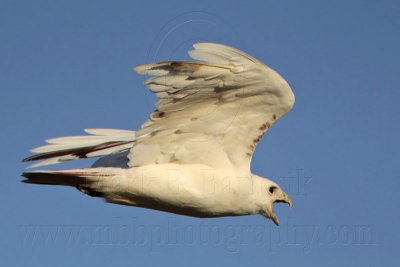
(129, 43), (294, 171)
(23, 129), (136, 168)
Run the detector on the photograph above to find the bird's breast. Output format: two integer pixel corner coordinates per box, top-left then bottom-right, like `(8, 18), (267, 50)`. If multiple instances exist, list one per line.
(113, 164), (256, 217)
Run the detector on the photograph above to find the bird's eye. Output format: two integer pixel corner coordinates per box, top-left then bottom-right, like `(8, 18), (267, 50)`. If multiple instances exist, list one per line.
(269, 186), (277, 194)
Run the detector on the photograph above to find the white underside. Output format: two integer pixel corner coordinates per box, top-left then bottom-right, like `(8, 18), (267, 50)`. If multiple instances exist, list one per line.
(96, 164), (265, 217)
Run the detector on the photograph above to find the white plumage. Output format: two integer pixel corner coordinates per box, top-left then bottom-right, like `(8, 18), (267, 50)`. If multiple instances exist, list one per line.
(22, 43), (294, 225)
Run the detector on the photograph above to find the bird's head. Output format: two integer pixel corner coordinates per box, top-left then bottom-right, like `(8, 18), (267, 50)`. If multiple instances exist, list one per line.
(254, 176), (292, 226)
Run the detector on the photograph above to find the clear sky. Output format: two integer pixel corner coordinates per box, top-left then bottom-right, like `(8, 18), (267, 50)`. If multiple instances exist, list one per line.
(1, 0), (399, 266)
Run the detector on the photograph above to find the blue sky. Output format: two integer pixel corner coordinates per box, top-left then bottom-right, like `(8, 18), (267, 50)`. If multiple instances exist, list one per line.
(1, 0), (399, 266)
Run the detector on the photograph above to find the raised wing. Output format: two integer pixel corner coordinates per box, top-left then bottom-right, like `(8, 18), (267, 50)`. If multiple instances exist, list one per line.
(129, 43), (294, 171)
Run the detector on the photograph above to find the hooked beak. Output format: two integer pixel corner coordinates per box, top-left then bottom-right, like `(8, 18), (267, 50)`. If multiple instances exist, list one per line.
(267, 193), (292, 226)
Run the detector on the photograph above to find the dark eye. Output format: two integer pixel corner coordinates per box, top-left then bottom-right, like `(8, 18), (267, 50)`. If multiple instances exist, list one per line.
(269, 186), (277, 194)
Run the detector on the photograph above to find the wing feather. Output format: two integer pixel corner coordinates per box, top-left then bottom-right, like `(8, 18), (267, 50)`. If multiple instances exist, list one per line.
(129, 43), (294, 171)
(23, 129), (136, 168)
(23, 43), (294, 172)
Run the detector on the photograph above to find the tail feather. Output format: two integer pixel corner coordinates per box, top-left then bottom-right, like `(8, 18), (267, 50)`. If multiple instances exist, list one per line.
(22, 168), (117, 197)
(23, 128), (136, 168)
(22, 171), (90, 186)
(22, 168), (114, 185)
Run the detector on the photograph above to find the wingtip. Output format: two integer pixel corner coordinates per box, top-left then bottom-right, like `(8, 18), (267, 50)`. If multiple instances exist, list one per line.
(192, 42), (216, 48)
(22, 153), (43, 163)
(192, 42), (228, 50)
(22, 156), (37, 170)
(22, 155), (35, 163)
(132, 65), (144, 74)
(133, 63), (160, 74)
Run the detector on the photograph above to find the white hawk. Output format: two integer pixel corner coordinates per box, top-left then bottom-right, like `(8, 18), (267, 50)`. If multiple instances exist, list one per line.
(22, 43), (295, 225)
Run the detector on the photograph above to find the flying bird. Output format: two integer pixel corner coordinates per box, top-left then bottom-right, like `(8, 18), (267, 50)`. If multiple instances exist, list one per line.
(22, 43), (295, 225)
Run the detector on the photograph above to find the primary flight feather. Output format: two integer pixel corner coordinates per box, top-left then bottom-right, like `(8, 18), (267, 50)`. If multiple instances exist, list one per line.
(22, 43), (294, 225)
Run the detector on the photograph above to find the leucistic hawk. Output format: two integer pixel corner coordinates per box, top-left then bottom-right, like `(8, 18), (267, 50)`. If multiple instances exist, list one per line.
(22, 43), (295, 226)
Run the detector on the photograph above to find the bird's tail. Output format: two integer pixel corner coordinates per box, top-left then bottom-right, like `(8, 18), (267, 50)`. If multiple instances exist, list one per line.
(22, 128), (136, 168)
(22, 167), (122, 197)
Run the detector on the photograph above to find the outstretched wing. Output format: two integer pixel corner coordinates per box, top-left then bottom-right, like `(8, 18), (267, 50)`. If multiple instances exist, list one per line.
(129, 43), (294, 171)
